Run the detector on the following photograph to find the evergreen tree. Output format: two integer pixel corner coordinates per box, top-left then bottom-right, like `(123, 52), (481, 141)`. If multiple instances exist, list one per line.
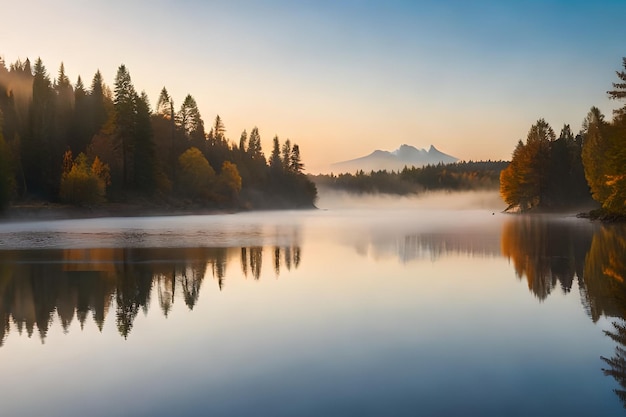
(269, 135), (282, 172)
(23, 57), (57, 196)
(608, 57), (626, 122)
(71, 76), (91, 153)
(247, 126), (265, 162)
(290, 144), (304, 173)
(581, 107), (611, 204)
(89, 70), (108, 137)
(54, 62), (73, 158)
(113, 64), (137, 188)
(133, 91), (156, 193)
(238, 129), (247, 153)
(0, 110), (14, 209)
(177, 94), (204, 142)
(281, 139), (291, 171)
(156, 87), (174, 120)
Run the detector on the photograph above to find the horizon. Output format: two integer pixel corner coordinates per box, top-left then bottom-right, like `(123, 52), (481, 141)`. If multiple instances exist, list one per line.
(3, 1), (626, 172)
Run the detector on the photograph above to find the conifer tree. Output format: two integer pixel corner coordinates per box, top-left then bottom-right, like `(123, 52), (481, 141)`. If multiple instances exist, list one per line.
(133, 91), (156, 193)
(290, 144), (304, 173)
(113, 64), (137, 188)
(269, 135), (282, 172)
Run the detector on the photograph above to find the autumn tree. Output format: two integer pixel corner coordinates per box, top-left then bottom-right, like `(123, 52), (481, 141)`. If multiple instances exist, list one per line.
(217, 160), (242, 202)
(499, 119), (586, 211)
(177, 147), (215, 201)
(59, 151), (110, 205)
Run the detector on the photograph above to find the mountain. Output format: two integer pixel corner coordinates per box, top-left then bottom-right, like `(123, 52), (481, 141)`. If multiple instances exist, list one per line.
(330, 144), (458, 173)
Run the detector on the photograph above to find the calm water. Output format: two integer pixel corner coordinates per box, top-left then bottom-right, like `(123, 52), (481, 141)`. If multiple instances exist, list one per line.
(1, 195), (625, 416)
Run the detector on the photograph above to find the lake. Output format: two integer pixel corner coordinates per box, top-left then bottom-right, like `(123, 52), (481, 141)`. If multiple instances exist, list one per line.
(0, 191), (625, 417)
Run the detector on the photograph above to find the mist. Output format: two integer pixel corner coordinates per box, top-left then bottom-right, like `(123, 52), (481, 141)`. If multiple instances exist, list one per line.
(316, 187), (506, 212)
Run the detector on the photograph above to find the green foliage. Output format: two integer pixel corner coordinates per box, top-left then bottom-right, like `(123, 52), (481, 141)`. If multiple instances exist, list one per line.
(59, 152), (110, 205)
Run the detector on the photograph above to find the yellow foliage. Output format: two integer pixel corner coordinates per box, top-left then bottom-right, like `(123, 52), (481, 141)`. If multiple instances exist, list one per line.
(59, 152), (110, 205)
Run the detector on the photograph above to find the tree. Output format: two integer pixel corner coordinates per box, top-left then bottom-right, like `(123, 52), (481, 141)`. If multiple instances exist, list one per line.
(177, 94), (204, 142)
(156, 87), (174, 120)
(499, 119), (557, 210)
(89, 70), (108, 138)
(23, 57), (57, 197)
(113, 64), (137, 188)
(177, 147), (215, 200)
(0, 110), (15, 210)
(217, 161), (242, 202)
(581, 107), (611, 204)
(59, 152), (110, 205)
(238, 129), (247, 153)
(133, 91), (156, 193)
(247, 126), (265, 162)
(290, 144), (304, 173)
(269, 135), (282, 172)
(608, 57), (626, 122)
(281, 139), (291, 171)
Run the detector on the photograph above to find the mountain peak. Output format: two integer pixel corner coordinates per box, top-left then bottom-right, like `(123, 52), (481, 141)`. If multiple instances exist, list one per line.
(331, 144), (458, 173)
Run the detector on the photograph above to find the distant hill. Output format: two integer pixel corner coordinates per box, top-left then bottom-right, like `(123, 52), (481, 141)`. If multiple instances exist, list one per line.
(331, 144), (458, 173)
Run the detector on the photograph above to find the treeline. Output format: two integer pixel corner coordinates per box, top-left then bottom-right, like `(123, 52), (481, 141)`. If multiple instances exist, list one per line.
(312, 160), (508, 195)
(0, 56), (317, 211)
(500, 57), (626, 216)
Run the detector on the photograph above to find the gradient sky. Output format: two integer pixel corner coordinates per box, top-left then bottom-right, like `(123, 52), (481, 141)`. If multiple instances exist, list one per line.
(2, 0), (626, 172)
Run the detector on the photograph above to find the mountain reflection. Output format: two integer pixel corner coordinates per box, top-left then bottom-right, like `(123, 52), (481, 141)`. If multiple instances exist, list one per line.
(0, 245), (301, 345)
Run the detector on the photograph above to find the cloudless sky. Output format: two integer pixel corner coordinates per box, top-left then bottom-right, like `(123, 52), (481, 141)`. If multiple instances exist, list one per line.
(2, 0), (626, 172)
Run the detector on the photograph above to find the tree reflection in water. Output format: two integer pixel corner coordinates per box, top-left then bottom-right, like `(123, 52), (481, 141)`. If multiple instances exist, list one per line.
(501, 217), (626, 407)
(0, 245), (302, 345)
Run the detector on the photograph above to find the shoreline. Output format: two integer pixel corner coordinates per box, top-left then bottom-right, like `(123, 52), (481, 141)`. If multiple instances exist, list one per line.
(0, 200), (319, 222)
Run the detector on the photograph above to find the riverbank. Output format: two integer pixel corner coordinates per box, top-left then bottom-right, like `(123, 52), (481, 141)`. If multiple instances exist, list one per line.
(0, 201), (234, 222)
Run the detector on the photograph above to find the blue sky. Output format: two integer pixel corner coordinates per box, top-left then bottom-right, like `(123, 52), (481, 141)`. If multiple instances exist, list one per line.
(2, 0), (626, 171)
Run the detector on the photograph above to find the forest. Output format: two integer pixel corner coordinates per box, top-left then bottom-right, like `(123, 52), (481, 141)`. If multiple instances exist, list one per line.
(0, 57), (317, 212)
(312, 160), (509, 195)
(500, 57), (626, 218)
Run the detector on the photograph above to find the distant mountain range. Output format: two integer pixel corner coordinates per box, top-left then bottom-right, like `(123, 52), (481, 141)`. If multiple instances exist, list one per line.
(330, 144), (458, 173)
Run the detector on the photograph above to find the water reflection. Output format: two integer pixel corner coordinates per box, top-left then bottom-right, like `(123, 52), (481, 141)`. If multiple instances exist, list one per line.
(500, 216), (593, 300)
(499, 217), (626, 407)
(0, 245), (302, 345)
(585, 226), (626, 407)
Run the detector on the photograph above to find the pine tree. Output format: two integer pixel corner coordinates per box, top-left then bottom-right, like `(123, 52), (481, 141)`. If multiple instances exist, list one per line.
(238, 129), (247, 153)
(247, 126), (265, 162)
(281, 139), (291, 171)
(177, 94), (204, 141)
(113, 64), (137, 188)
(269, 135), (282, 172)
(581, 107), (611, 204)
(133, 91), (156, 193)
(23, 57), (56, 196)
(608, 57), (626, 122)
(290, 144), (304, 173)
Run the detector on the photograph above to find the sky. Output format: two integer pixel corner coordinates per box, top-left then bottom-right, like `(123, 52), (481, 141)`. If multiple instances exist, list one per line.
(2, 0), (626, 172)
